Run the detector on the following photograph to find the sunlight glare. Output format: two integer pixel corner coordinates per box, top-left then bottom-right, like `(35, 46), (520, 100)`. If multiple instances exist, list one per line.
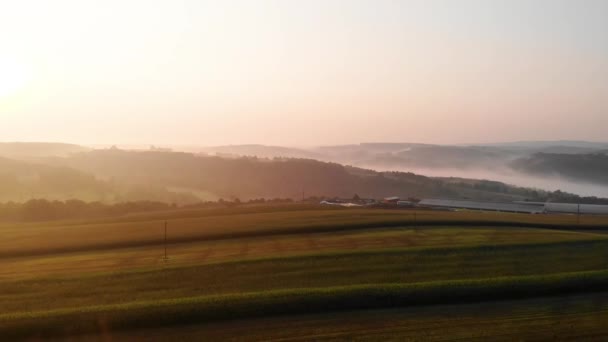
(0, 56), (30, 98)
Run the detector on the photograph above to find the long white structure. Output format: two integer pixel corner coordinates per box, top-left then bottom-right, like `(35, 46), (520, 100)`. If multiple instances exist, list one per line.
(418, 199), (544, 214)
(418, 199), (608, 215)
(545, 203), (608, 215)
(512, 201), (608, 215)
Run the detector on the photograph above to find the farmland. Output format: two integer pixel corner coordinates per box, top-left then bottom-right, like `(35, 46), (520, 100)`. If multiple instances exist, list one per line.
(88, 292), (608, 341)
(2, 205), (608, 340)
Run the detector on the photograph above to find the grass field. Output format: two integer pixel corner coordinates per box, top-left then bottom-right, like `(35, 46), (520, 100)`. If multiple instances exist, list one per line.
(3, 206), (606, 258)
(2, 226), (600, 280)
(88, 292), (608, 341)
(2, 205), (608, 340)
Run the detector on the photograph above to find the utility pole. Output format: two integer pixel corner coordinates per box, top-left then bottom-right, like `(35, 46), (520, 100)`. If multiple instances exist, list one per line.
(164, 221), (168, 261)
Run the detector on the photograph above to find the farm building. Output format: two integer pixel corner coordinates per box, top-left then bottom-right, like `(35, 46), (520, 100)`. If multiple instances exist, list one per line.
(382, 197), (400, 204)
(319, 200), (363, 207)
(512, 201), (608, 215)
(418, 199), (545, 214)
(545, 203), (608, 215)
(397, 200), (415, 207)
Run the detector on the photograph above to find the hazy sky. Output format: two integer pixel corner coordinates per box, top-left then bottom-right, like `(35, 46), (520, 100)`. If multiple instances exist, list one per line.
(1, 0), (607, 146)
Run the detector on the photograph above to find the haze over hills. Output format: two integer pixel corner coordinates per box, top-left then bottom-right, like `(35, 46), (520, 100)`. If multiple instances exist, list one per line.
(200, 141), (608, 169)
(200, 141), (608, 197)
(475, 140), (608, 150)
(197, 144), (323, 160)
(0, 142), (90, 160)
(65, 148), (586, 203)
(512, 153), (608, 185)
(0, 141), (607, 205)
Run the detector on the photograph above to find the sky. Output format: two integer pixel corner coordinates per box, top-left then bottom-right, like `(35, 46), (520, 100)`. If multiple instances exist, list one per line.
(0, 0), (607, 146)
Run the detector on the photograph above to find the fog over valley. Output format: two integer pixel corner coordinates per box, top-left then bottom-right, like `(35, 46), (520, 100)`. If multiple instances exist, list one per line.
(372, 166), (608, 199)
(0, 140), (606, 206)
(192, 141), (608, 198)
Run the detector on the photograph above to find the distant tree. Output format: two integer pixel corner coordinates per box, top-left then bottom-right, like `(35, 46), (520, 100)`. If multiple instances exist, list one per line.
(22, 199), (56, 221)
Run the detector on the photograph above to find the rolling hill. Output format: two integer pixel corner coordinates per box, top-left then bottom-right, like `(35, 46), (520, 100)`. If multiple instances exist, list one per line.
(511, 153), (608, 185)
(52, 149), (599, 203)
(0, 142), (90, 160)
(197, 141), (608, 195)
(3, 142), (608, 204)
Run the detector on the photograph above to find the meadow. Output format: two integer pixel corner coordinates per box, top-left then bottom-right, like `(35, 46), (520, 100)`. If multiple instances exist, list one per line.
(89, 292), (608, 341)
(2, 205), (608, 339)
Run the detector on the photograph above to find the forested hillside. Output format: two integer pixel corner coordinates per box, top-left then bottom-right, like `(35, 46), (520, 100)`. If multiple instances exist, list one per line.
(2, 148), (606, 205)
(0, 142), (89, 160)
(55, 150), (586, 203)
(512, 153), (608, 185)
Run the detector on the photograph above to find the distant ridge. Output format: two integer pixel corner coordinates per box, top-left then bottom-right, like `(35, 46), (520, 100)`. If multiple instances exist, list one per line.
(199, 144), (323, 160)
(0, 142), (90, 159)
(470, 140), (608, 149)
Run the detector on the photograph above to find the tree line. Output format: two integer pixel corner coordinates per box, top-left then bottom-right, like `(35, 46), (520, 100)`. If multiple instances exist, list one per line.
(0, 198), (298, 222)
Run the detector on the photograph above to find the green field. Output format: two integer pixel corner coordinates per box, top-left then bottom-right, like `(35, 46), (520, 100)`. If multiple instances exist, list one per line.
(2, 205), (608, 340)
(86, 292), (608, 341)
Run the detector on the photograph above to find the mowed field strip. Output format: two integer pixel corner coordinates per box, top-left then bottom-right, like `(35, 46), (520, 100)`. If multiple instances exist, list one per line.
(1, 226), (601, 279)
(2, 206), (608, 339)
(3, 238), (608, 313)
(2, 206), (606, 258)
(93, 292), (608, 341)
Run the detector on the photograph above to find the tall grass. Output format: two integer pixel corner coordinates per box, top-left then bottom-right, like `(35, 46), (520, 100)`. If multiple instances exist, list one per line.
(3, 238), (608, 315)
(3, 269), (608, 339)
(3, 208), (608, 259)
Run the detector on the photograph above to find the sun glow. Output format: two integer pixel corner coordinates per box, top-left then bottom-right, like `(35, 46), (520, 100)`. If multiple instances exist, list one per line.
(0, 56), (30, 98)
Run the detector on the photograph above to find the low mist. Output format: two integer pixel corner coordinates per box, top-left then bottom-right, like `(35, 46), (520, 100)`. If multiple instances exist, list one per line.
(366, 165), (608, 198)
